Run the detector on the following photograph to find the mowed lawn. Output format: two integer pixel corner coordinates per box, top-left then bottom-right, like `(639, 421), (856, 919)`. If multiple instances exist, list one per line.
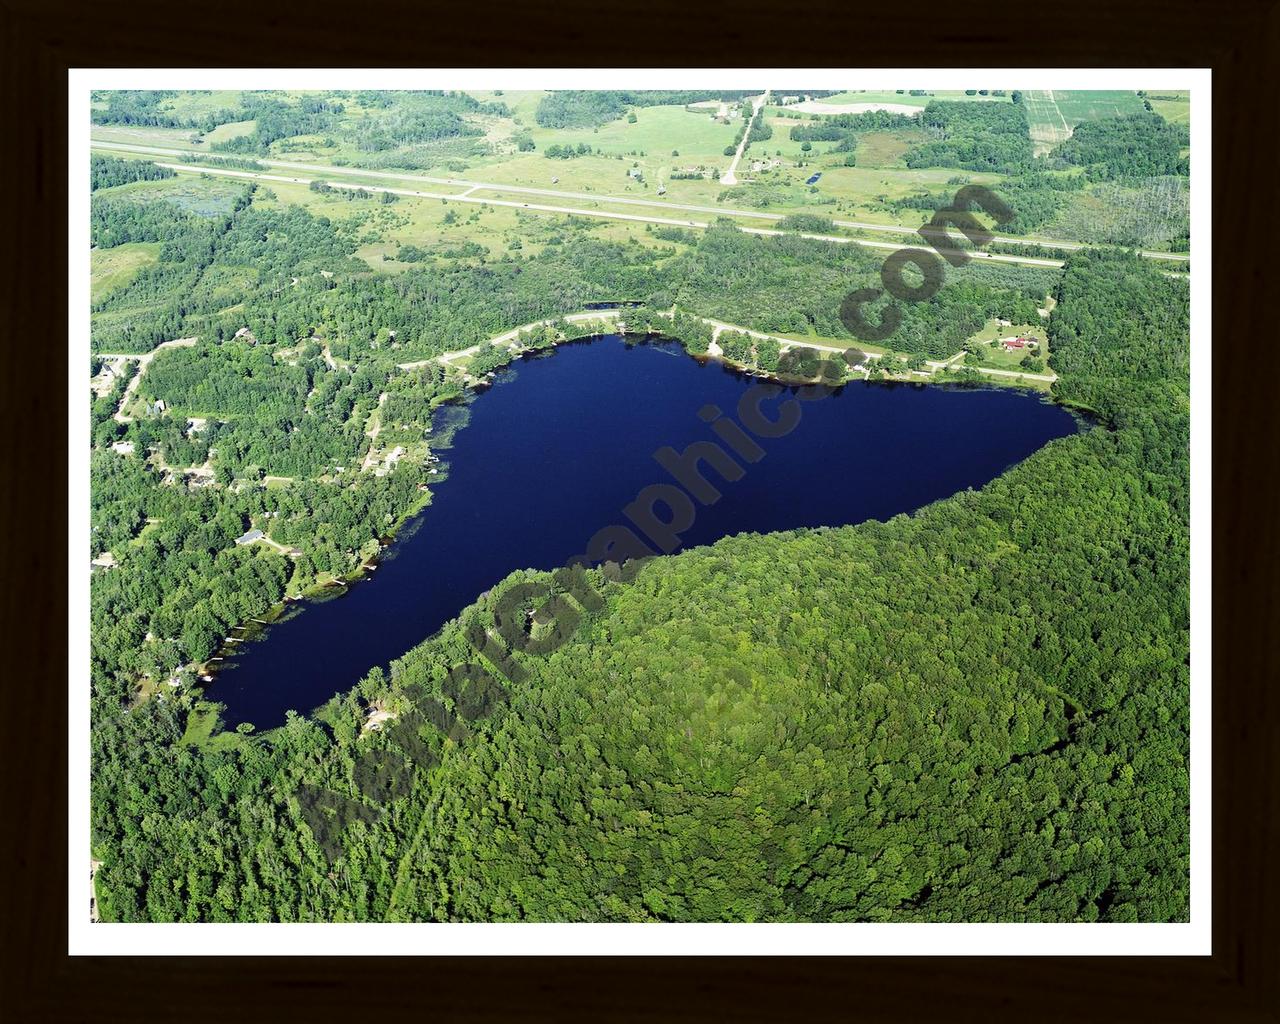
(91, 242), (161, 302)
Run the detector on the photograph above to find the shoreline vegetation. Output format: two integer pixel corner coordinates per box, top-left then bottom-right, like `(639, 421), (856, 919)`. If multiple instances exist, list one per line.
(183, 306), (1061, 718)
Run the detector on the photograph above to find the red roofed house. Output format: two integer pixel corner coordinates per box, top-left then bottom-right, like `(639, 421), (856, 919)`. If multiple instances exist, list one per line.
(1002, 337), (1030, 351)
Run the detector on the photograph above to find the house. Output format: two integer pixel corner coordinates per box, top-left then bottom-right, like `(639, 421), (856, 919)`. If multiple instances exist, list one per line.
(233, 326), (258, 345)
(110, 440), (135, 455)
(1002, 338), (1029, 351)
(234, 528), (264, 546)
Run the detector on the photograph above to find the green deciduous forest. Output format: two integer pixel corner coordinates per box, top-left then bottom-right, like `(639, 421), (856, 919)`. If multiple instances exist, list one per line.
(905, 101), (1034, 173)
(675, 222), (1053, 357)
(1052, 112), (1190, 180)
(90, 227), (1190, 922)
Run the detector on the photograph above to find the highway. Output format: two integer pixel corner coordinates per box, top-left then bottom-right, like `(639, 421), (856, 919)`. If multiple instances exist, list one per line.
(122, 157), (1077, 273)
(90, 137), (1190, 264)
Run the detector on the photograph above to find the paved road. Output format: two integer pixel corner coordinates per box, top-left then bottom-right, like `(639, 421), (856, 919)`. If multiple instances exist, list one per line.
(720, 90), (770, 186)
(91, 137), (1190, 263)
(136, 159), (1084, 274)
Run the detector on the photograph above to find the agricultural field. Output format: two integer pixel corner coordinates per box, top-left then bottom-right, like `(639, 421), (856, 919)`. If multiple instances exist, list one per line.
(1023, 89), (1146, 155)
(1146, 90), (1191, 125)
(1051, 90), (1147, 123)
(790, 89), (1012, 108)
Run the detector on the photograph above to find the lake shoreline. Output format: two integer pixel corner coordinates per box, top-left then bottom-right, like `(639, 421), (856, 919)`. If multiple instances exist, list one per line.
(193, 330), (1080, 732)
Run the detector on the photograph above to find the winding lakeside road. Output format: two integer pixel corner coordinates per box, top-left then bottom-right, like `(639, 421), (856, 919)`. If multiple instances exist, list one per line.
(100, 309), (1053, 392)
(400, 309), (1056, 386)
(90, 138), (1190, 265)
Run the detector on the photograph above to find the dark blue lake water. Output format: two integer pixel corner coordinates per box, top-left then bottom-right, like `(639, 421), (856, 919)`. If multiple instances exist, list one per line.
(207, 335), (1080, 729)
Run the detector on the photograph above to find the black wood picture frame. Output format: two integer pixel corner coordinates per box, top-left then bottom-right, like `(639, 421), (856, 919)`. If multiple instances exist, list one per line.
(3, 0), (1274, 1018)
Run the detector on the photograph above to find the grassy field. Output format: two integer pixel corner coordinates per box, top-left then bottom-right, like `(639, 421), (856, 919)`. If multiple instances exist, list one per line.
(201, 119), (256, 145)
(250, 176), (682, 267)
(522, 103), (740, 163)
(466, 89), (546, 125)
(154, 89), (245, 120)
(1146, 90), (1191, 125)
(91, 123), (199, 147)
(91, 242), (160, 302)
(854, 129), (925, 168)
(180, 701), (247, 750)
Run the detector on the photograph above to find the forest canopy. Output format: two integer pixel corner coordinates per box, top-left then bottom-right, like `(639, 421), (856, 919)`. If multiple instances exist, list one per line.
(904, 101), (1034, 173)
(1052, 112), (1190, 179)
(90, 239), (1191, 923)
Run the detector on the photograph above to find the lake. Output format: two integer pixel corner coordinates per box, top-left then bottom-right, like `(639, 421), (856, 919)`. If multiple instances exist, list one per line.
(206, 335), (1081, 729)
